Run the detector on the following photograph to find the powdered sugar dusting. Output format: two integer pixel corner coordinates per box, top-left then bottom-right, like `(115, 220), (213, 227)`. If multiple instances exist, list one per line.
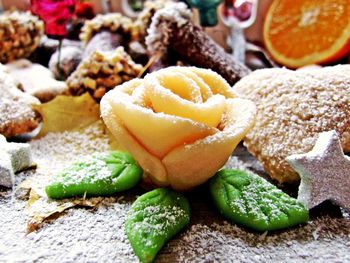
(0, 129), (349, 261)
(145, 2), (192, 54)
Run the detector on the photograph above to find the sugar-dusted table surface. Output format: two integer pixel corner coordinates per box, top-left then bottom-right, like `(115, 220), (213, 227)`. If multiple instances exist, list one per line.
(1, 136), (350, 262)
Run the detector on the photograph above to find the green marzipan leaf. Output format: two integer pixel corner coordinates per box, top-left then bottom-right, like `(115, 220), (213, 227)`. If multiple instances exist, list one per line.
(125, 188), (190, 263)
(45, 151), (143, 199)
(210, 169), (309, 231)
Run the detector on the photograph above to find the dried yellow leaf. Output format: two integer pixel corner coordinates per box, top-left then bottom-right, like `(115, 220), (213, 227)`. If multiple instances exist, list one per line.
(33, 93), (100, 137)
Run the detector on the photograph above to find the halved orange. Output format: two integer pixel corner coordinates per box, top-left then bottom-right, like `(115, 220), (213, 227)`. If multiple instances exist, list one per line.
(263, 0), (350, 68)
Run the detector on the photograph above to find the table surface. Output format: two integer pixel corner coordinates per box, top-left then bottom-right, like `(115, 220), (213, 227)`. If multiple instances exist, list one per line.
(1, 140), (350, 263)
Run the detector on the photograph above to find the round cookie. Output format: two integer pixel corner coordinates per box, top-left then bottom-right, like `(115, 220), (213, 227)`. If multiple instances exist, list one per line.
(234, 65), (350, 184)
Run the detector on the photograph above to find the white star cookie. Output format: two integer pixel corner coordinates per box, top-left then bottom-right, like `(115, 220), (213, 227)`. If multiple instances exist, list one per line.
(286, 131), (350, 211)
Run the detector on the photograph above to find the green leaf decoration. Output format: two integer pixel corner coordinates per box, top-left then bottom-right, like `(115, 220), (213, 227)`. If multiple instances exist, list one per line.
(210, 169), (309, 232)
(45, 151), (143, 199)
(125, 188), (190, 263)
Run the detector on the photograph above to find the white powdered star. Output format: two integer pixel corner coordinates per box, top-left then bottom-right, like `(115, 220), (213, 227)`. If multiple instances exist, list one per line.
(286, 130), (350, 211)
(0, 134), (34, 187)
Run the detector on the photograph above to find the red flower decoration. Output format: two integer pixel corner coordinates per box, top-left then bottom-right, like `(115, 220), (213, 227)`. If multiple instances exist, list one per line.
(31, 0), (76, 38)
(75, 2), (95, 20)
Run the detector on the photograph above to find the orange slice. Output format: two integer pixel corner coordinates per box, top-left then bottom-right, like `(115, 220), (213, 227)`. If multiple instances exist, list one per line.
(263, 0), (350, 68)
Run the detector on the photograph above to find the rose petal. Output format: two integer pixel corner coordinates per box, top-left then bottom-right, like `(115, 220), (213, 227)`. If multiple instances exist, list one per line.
(153, 71), (203, 103)
(101, 99), (168, 185)
(188, 67), (238, 98)
(102, 83), (218, 159)
(146, 77), (226, 127)
(159, 67), (213, 101)
(162, 98), (256, 190)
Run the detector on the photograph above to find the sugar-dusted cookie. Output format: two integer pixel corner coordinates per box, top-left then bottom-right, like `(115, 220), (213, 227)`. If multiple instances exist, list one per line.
(287, 131), (350, 211)
(0, 64), (40, 138)
(101, 66), (256, 190)
(5, 59), (67, 102)
(234, 65), (350, 184)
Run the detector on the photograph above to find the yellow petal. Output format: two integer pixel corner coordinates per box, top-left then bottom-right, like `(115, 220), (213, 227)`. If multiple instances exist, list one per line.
(101, 88), (218, 159)
(162, 98), (256, 190)
(146, 79), (226, 127)
(100, 98), (168, 185)
(151, 70), (203, 103)
(189, 67), (238, 98)
(166, 67), (213, 101)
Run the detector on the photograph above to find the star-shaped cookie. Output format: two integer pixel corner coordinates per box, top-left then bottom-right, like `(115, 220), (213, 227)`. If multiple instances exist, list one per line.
(286, 130), (350, 211)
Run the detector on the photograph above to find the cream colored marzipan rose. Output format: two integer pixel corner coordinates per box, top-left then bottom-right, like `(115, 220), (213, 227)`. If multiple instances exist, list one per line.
(101, 66), (256, 190)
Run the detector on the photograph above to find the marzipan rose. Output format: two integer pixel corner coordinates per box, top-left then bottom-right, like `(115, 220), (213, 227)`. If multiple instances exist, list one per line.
(100, 66), (256, 190)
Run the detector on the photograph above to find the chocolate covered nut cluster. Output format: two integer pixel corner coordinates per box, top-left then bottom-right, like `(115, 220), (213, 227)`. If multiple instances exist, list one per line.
(80, 13), (138, 45)
(0, 11), (44, 63)
(66, 47), (143, 100)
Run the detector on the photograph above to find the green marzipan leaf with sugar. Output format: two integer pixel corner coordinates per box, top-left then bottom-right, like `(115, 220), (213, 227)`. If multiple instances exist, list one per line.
(45, 151), (143, 199)
(125, 188), (190, 263)
(210, 169), (309, 231)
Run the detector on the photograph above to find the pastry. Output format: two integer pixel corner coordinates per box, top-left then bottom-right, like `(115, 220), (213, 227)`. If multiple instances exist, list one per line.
(5, 59), (67, 102)
(101, 66), (256, 190)
(80, 13), (137, 45)
(0, 64), (40, 137)
(80, 13), (138, 58)
(66, 47), (143, 100)
(287, 131), (350, 211)
(48, 46), (83, 80)
(0, 11), (44, 63)
(134, 0), (171, 42)
(145, 3), (251, 85)
(234, 65), (350, 184)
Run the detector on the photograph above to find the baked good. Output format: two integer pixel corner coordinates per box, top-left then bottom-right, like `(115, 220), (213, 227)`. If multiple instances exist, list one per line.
(234, 65), (350, 184)
(0, 64), (40, 137)
(5, 59), (67, 102)
(134, 0), (171, 41)
(145, 3), (251, 85)
(286, 130), (350, 212)
(0, 11), (44, 63)
(101, 66), (256, 190)
(66, 47), (143, 100)
(80, 13), (137, 44)
(48, 46), (83, 80)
